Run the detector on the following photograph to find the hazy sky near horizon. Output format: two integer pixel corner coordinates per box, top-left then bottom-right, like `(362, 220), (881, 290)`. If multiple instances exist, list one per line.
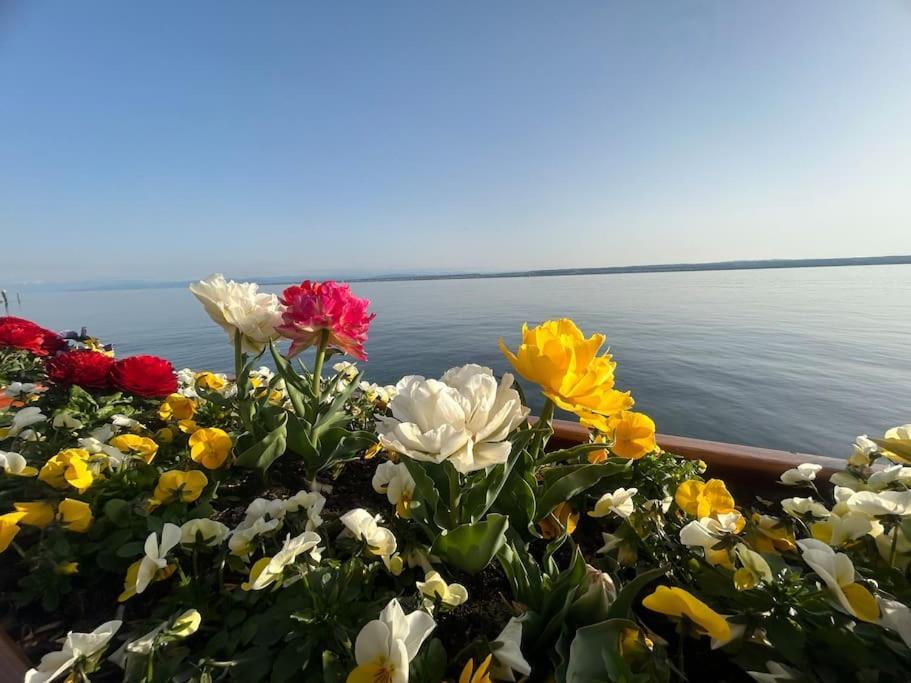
(2, 1), (910, 284)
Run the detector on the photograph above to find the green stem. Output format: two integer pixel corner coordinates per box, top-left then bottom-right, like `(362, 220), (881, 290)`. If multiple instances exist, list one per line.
(311, 330), (330, 398)
(890, 524), (900, 568)
(530, 398), (555, 462)
(234, 329), (246, 400)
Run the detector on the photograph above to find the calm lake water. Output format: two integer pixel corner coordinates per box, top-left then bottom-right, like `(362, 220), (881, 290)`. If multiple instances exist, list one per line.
(8, 265), (910, 458)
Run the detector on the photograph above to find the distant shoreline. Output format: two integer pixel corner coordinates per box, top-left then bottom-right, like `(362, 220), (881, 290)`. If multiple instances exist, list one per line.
(7, 255), (911, 292)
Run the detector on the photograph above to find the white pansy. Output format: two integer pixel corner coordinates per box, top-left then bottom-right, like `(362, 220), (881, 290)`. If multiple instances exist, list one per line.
(350, 599), (436, 683)
(829, 470), (866, 491)
(229, 515), (282, 559)
(111, 414), (146, 432)
(848, 435), (879, 466)
(242, 531), (323, 591)
(867, 465), (911, 491)
(844, 489), (911, 517)
(597, 532), (623, 554)
(340, 508), (397, 558)
(779, 463), (821, 486)
(733, 544), (773, 586)
(679, 512), (743, 566)
(359, 381), (397, 404)
(136, 524), (181, 595)
(111, 609), (201, 666)
(25, 619), (121, 683)
(372, 461), (416, 517)
(77, 437), (127, 469)
(4, 381), (39, 397)
(885, 424), (911, 441)
(490, 617), (531, 682)
(873, 527), (911, 569)
(189, 274), (283, 353)
(6, 406), (46, 437)
(589, 487), (637, 519)
(284, 489), (326, 530)
(180, 518), (230, 546)
(780, 497), (829, 519)
(811, 510), (873, 547)
(0, 449), (37, 476)
(52, 412), (83, 431)
(797, 538), (878, 621)
(416, 570), (468, 609)
(879, 599), (911, 649)
(377, 364), (529, 475)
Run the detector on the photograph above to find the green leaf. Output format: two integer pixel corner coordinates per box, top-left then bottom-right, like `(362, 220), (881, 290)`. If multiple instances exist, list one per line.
(606, 566), (669, 620)
(102, 498), (132, 526)
(430, 514), (509, 574)
(235, 414), (288, 473)
(565, 618), (638, 683)
(401, 458), (441, 527)
(536, 462), (626, 521)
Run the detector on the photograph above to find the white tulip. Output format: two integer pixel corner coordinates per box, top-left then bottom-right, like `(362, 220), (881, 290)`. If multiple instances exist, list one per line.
(416, 570), (468, 609)
(490, 617), (531, 682)
(589, 487), (638, 519)
(377, 365), (529, 475)
(797, 539), (879, 622)
(242, 531), (323, 591)
(190, 274), (283, 353)
(0, 449), (37, 476)
(780, 497), (829, 519)
(136, 524), (181, 595)
(25, 619), (121, 683)
(779, 463), (821, 486)
(340, 508), (397, 558)
(180, 518), (230, 546)
(349, 599), (436, 683)
(6, 406), (46, 437)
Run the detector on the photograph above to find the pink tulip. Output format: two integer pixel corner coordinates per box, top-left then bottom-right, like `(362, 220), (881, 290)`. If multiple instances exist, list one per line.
(277, 281), (376, 360)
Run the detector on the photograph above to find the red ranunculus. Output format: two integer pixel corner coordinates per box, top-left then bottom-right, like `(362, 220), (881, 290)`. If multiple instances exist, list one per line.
(277, 280), (376, 360)
(0, 316), (66, 357)
(45, 349), (115, 389)
(110, 355), (177, 398)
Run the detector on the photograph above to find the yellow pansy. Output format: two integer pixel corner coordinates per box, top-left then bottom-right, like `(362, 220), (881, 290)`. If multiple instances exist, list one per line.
(196, 371), (227, 392)
(241, 557), (272, 592)
(118, 558), (177, 602)
(38, 448), (95, 492)
(14, 501), (55, 528)
(151, 469), (209, 505)
(459, 655), (493, 683)
(155, 427), (175, 444)
(158, 393), (197, 422)
(619, 627), (654, 666)
(57, 498), (93, 533)
(110, 434), (159, 464)
(0, 511), (27, 553)
(178, 419), (199, 434)
(188, 427), (232, 469)
(539, 501), (579, 540)
(748, 513), (796, 553)
(642, 586), (731, 641)
(499, 319), (633, 419)
(582, 410), (658, 460)
(55, 561), (79, 575)
(674, 479), (735, 518)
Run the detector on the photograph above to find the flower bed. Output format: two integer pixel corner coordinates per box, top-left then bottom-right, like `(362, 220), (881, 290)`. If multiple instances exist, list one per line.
(1, 278), (910, 683)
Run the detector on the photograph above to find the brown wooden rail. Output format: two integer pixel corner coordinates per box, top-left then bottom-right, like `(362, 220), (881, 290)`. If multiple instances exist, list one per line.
(0, 422), (846, 679)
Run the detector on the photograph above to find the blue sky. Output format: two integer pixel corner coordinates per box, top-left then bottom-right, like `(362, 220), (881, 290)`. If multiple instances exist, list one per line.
(2, 1), (910, 284)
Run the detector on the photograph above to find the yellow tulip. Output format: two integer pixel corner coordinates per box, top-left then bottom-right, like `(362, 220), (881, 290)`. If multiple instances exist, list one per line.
(583, 410), (657, 460)
(57, 498), (93, 533)
(642, 586), (730, 641)
(14, 501), (55, 528)
(158, 393), (197, 422)
(151, 470), (209, 505)
(674, 479), (735, 518)
(459, 655), (493, 683)
(188, 427), (232, 469)
(38, 448), (95, 493)
(110, 434), (159, 464)
(0, 511), (26, 554)
(499, 319), (633, 419)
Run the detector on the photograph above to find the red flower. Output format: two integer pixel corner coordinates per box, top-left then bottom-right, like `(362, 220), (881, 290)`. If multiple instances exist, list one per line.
(110, 355), (177, 398)
(46, 350), (115, 390)
(0, 316), (66, 357)
(277, 280), (376, 360)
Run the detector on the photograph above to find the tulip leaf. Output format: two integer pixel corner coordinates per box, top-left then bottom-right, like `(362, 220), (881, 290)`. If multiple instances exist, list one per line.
(235, 414), (288, 473)
(494, 471), (538, 535)
(401, 457), (441, 528)
(431, 514), (509, 574)
(606, 566), (669, 620)
(536, 462), (626, 521)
